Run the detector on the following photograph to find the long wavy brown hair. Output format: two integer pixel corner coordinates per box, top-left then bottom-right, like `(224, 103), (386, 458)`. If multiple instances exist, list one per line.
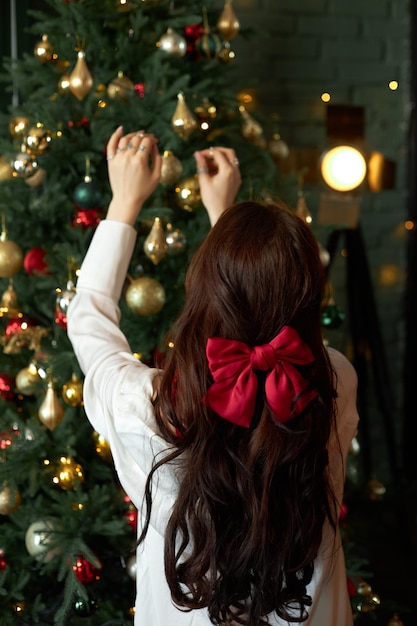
(141, 201), (338, 625)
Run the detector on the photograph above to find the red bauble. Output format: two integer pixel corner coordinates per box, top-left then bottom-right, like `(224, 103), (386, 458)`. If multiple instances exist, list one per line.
(72, 207), (101, 229)
(23, 246), (48, 275)
(72, 554), (102, 584)
(67, 117), (90, 129)
(124, 507), (138, 531)
(183, 23), (204, 56)
(0, 556), (7, 570)
(5, 316), (36, 339)
(134, 83), (145, 98)
(0, 430), (18, 450)
(54, 309), (67, 330)
(347, 578), (357, 597)
(0, 373), (15, 401)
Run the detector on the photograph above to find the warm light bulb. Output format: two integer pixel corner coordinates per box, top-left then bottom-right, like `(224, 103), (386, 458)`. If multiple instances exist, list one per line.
(388, 80), (398, 91)
(321, 145), (367, 192)
(321, 92), (331, 102)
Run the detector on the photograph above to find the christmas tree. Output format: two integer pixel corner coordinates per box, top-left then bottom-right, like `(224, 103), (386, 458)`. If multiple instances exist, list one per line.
(0, 0), (279, 623)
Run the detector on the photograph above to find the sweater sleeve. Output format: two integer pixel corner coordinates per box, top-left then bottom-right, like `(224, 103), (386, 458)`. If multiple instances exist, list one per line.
(67, 220), (177, 527)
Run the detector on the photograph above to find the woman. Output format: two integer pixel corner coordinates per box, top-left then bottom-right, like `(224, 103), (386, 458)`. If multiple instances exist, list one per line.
(67, 127), (358, 625)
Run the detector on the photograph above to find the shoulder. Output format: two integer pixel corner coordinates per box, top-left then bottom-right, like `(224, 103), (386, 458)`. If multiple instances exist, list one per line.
(327, 347), (357, 392)
(326, 347), (359, 434)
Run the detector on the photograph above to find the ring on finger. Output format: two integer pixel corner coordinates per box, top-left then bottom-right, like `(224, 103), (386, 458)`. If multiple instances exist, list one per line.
(138, 145), (148, 152)
(127, 143), (133, 149)
(116, 146), (125, 153)
(233, 158), (239, 165)
(107, 154), (115, 160)
(197, 165), (209, 175)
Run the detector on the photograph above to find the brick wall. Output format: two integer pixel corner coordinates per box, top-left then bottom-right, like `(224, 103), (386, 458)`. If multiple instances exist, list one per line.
(232, 0), (409, 483)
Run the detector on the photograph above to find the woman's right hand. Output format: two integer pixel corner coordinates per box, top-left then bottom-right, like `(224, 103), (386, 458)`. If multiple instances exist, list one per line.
(194, 147), (241, 226)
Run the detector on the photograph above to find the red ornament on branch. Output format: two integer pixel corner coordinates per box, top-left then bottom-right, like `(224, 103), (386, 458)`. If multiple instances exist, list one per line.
(72, 553), (102, 584)
(0, 373), (15, 401)
(183, 23), (204, 56)
(134, 83), (145, 98)
(72, 208), (101, 229)
(23, 247), (48, 275)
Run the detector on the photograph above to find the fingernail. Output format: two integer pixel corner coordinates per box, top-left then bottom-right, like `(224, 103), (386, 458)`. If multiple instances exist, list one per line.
(194, 151), (201, 157)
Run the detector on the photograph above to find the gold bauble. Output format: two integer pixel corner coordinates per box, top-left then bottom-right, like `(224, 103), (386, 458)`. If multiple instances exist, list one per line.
(144, 217), (168, 265)
(9, 116), (30, 139)
(175, 176), (201, 211)
(0, 233), (23, 278)
(62, 373), (84, 407)
(217, 0), (240, 41)
(218, 41), (236, 63)
(160, 150), (183, 186)
(268, 134), (289, 160)
(34, 34), (54, 63)
(357, 580), (372, 596)
(69, 51), (93, 101)
(11, 151), (39, 179)
(16, 363), (41, 395)
(194, 98), (217, 122)
(240, 106), (264, 142)
(25, 518), (61, 562)
(171, 92), (198, 140)
(107, 71), (134, 100)
(0, 157), (13, 181)
(126, 277), (166, 316)
(166, 223), (186, 255)
(0, 281), (19, 316)
(295, 194), (312, 225)
(25, 125), (52, 155)
(25, 167), (47, 188)
(58, 74), (71, 93)
(93, 431), (112, 462)
(38, 381), (65, 430)
(0, 485), (21, 515)
(52, 455), (84, 490)
(367, 478), (386, 501)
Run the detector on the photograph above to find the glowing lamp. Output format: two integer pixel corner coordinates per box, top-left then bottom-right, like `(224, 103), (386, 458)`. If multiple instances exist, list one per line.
(320, 145), (367, 192)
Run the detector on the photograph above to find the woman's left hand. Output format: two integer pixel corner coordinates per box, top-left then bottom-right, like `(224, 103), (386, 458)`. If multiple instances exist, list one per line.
(106, 126), (162, 226)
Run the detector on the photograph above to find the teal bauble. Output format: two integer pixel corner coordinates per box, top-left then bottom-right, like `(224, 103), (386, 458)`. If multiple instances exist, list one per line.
(73, 179), (102, 209)
(195, 32), (222, 59)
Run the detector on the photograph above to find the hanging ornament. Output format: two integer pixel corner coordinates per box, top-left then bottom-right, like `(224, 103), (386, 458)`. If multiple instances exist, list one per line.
(295, 191), (312, 225)
(52, 455), (84, 490)
(62, 373), (83, 407)
(25, 167), (47, 188)
(38, 381), (65, 430)
(11, 147), (39, 179)
(367, 478), (386, 501)
(73, 590), (98, 617)
(194, 98), (217, 132)
(25, 518), (61, 562)
(92, 431), (112, 462)
(72, 207), (101, 229)
(175, 176), (201, 211)
(0, 549), (6, 571)
(354, 579), (380, 613)
(218, 41), (235, 63)
(0, 280), (19, 317)
(183, 23), (204, 56)
(135, 82), (146, 98)
(144, 217), (168, 265)
(5, 315), (36, 340)
(126, 554), (137, 580)
(166, 223), (186, 255)
(73, 162), (103, 209)
(217, 0), (240, 41)
(0, 225), (23, 278)
(23, 247), (48, 275)
(268, 132), (289, 160)
(321, 296), (345, 329)
(58, 73), (71, 93)
(196, 8), (222, 59)
(16, 362), (42, 396)
(157, 28), (187, 57)
(9, 116), (30, 140)
(107, 71), (135, 100)
(124, 500), (138, 531)
(239, 105), (265, 144)
(69, 50), (93, 101)
(0, 485), (21, 515)
(0, 373), (15, 401)
(55, 280), (76, 330)
(125, 276), (166, 316)
(171, 92), (198, 140)
(0, 157), (13, 182)
(72, 553), (102, 584)
(160, 150), (183, 186)
(33, 34), (54, 63)
(24, 124), (52, 156)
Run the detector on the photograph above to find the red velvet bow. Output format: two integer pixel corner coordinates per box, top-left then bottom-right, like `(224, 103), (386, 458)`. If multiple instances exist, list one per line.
(204, 326), (318, 428)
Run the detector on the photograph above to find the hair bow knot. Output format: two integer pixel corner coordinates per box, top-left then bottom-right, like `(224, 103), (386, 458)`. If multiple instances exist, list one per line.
(204, 326), (318, 428)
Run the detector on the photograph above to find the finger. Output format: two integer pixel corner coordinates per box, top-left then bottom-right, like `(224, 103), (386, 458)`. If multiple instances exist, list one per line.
(117, 131), (138, 151)
(107, 125), (123, 158)
(194, 151), (210, 176)
(150, 144), (162, 182)
(136, 134), (157, 156)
